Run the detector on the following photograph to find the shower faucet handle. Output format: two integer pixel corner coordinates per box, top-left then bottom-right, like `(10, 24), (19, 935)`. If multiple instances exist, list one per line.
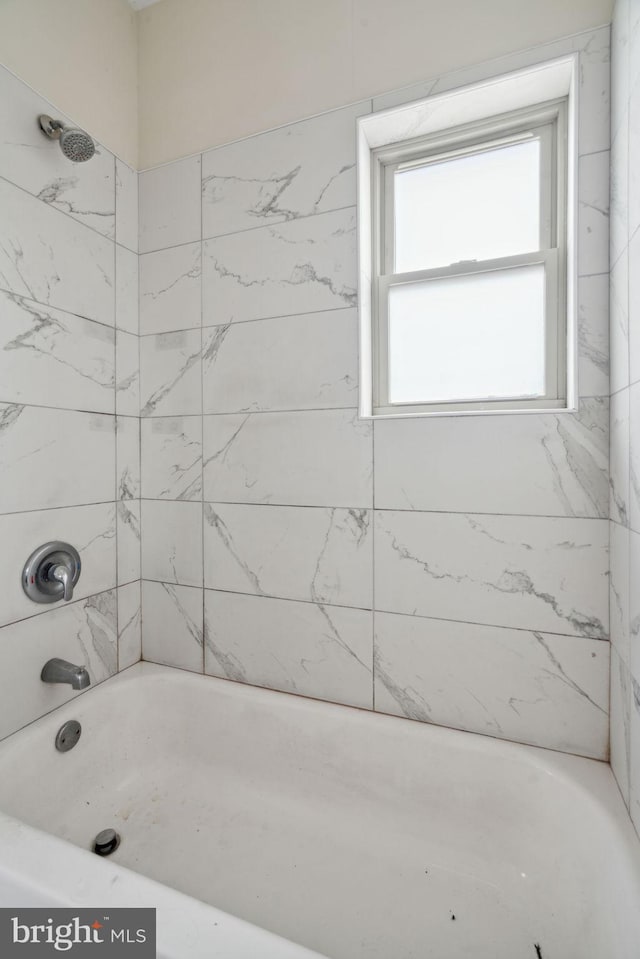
(50, 563), (74, 602)
(22, 541), (81, 605)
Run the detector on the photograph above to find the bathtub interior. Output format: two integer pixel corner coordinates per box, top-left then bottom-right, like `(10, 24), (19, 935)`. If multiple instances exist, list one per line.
(0, 663), (638, 959)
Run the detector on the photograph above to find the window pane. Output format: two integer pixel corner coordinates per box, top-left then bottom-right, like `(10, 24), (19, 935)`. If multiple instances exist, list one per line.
(387, 264), (546, 405)
(394, 140), (541, 273)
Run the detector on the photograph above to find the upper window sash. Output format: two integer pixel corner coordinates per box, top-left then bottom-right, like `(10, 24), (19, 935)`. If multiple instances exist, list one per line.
(370, 99), (567, 415)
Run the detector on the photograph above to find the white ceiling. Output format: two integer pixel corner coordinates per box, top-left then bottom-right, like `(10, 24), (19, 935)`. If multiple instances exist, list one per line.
(128, 0), (163, 10)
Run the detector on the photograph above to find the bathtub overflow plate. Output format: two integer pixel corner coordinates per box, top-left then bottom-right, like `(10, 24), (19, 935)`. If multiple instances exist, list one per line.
(55, 720), (81, 752)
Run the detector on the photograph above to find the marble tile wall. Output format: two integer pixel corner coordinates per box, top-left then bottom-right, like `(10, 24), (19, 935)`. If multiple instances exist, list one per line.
(0, 64), (141, 740)
(609, 0), (640, 839)
(138, 26), (611, 759)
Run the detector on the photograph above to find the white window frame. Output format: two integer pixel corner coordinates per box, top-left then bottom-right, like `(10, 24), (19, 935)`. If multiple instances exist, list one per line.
(356, 55), (579, 419)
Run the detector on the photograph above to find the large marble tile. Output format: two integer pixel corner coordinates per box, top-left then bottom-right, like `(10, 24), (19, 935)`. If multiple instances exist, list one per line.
(204, 590), (373, 708)
(140, 241), (202, 335)
(0, 290), (114, 413)
(610, 247), (629, 395)
(203, 207), (357, 325)
(373, 612), (608, 759)
(139, 329), (202, 417)
(117, 499), (141, 586)
(203, 503), (372, 608)
(0, 177), (114, 327)
(115, 245), (138, 335)
(142, 581), (203, 673)
(139, 156), (201, 253)
(141, 416), (202, 501)
(610, 387), (630, 527)
(115, 331), (140, 417)
(374, 511), (608, 639)
(578, 150), (610, 277)
(0, 589), (118, 741)
(611, 521), (631, 667)
(141, 500), (202, 586)
(611, 649), (631, 807)
(0, 405), (114, 512)
(578, 274), (609, 398)
(118, 581), (141, 671)
(630, 383), (640, 532)
(0, 65), (115, 239)
(203, 409), (372, 508)
(0, 502), (115, 629)
(115, 159), (138, 253)
(202, 309), (358, 413)
(202, 102), (367, 238)
(374, 399), (608, 518)
(116, 415), (140, 501)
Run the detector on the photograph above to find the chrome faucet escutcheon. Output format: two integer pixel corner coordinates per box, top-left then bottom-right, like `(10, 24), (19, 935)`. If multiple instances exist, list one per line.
(22, 542), (81, 604)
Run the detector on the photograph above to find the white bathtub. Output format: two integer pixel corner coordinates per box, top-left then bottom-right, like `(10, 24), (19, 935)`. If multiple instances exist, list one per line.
(0, 663), (638, 958)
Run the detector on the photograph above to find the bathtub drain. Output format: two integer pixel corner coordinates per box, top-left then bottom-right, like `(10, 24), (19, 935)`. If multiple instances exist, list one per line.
(93, 828), (120, 857)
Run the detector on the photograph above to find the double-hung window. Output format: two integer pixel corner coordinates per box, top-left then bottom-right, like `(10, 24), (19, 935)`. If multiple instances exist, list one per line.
(357, 57), (576, 418)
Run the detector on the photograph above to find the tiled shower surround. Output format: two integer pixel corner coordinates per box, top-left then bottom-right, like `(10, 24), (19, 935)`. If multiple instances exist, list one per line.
(609, 0), (640, 835)
(0, 66), (141, 740)
(138, 25), (612, 760)
(0, 25), (614, 768)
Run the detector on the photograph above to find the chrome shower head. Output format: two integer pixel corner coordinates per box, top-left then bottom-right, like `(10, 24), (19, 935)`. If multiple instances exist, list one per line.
(38, 114), (96, 163)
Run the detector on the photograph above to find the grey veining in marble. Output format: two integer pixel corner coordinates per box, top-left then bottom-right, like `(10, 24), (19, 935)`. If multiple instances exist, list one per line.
(203, 503), (372, 608)
(374, 611), (608, 758)
(118, 582), (141, 671)
(0, 289), (114, 413)
(610, 249), (630, 395)
(203, 207), (357, 325)
(140, 241), (202, 335)
(0, 64), (115, 239)
(202, 309), (358, 413)
(0, 588), (118, 741)
(611, 648), (632, 806)
(141, 500), (203, 586)
(140, 330), (202, 417)
(142, 416), (202, 500)
(0, 177), (114, 327)
(115, 159), (138, 253)
(117, 499), (141, 586)
(578, 274), (609, 398)
(203, 409), (372, 508)
(116, 331), (140, 417)
(375, 398), (608, 517)
(117, 415), (141, 501)
(0, 404), (115, 513)
(204, 590), (373, 708)
(116, 245), (139, 335)
(202, 102), (368, 238)
(610, 520), (631, 666)
(142, 581), (203, 673)
(610, 388), (630, 526)
(374, 511), (608, 639)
